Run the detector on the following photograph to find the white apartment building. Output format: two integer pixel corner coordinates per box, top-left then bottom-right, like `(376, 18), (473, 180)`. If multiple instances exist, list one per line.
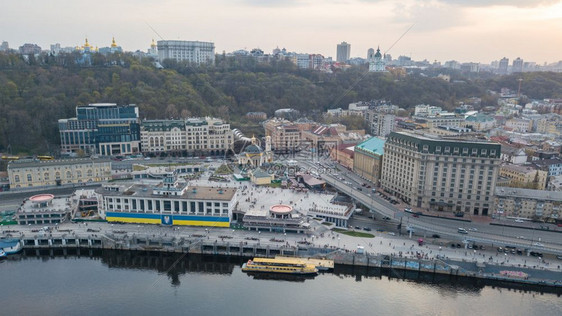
(157, 40), (215, 64)
(365, 111), (395, 137)
(140, 118), (233, 155)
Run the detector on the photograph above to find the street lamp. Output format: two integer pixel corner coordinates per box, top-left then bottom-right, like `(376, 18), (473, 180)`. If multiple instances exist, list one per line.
(338, 237), (340, 248)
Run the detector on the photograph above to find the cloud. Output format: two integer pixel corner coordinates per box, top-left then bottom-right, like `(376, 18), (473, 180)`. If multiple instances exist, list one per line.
(239, 0), (306, 7)
(391, 2), (468, 31)
(438, 0), (561, 8)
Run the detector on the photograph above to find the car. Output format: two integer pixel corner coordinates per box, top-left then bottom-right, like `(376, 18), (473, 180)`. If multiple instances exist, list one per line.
(363, 227), (372, 231)
(388, 232), (396, 236)
(532, 242), (544, 247)
(432, 234), (441, 238)
(404, 208), (412, 212)
(355, 226), (361, 230)
(515, 219), (524, 223)
(383, 216), (391, 221)
(458, 228), (468, 234)
(556, 255), (562, 260)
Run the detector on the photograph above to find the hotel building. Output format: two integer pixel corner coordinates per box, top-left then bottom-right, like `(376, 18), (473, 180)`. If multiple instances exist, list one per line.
(380, 131), (501, 216)
(140, 117), (233, 155)
(59, 103), (140, 156)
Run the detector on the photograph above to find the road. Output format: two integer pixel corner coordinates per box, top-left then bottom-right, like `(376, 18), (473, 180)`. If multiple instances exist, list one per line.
(296, 158), (562, 255)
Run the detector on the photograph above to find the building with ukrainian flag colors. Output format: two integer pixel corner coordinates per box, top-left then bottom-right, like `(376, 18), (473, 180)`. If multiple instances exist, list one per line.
(95, 173), (237, 227)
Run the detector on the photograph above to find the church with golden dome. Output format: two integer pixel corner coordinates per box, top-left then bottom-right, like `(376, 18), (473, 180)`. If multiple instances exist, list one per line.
(99, 37), (123, 54)
(237, 135), (273, 168)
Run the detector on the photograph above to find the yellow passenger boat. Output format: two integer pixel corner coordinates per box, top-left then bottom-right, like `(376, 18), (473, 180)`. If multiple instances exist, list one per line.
(242, 257), (318, 275)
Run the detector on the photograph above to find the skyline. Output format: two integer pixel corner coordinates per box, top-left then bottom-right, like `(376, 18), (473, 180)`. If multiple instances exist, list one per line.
(2, 0), (562, 64)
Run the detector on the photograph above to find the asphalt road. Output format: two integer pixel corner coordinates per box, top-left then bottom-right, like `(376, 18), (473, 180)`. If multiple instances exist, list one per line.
(296, 158), (562, 254)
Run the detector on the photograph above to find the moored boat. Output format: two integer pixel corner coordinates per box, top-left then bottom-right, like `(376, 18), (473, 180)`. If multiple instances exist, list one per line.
(242, 257), (318, 275)
(0, 238), (22, 255)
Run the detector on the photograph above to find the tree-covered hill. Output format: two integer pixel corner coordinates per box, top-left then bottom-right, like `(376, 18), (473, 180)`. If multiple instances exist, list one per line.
(1, 51), (562, 155)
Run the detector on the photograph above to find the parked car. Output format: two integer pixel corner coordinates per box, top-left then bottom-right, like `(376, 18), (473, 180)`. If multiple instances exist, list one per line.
(363, 227), (372, 231)
(432, 234), (441, 239)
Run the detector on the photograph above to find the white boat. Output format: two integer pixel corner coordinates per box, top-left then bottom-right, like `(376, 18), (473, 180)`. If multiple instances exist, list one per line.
(0, 239), (22, 255)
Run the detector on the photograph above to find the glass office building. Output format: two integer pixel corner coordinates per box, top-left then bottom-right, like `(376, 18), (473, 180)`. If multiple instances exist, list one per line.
(59, 103), (140, 156)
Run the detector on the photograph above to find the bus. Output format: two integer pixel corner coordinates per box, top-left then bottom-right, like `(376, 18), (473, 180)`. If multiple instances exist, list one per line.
(37, 155), (54, 160)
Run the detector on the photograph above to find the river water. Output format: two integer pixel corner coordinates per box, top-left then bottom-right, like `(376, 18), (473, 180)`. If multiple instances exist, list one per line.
(1, 250), (560, 316)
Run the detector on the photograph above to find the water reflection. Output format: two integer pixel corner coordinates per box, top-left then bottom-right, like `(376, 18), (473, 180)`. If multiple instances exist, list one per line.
(8, 249), (562, 296)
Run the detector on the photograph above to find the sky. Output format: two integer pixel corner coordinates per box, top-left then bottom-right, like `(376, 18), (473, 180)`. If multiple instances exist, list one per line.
(2, 0), (562, 64)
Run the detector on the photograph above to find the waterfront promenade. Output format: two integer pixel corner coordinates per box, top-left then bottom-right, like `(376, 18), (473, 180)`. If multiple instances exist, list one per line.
(3, 218), (561, 275)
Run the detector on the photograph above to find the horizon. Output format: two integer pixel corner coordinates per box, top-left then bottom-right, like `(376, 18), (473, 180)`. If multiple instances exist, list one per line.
(2, 0), (562, 65)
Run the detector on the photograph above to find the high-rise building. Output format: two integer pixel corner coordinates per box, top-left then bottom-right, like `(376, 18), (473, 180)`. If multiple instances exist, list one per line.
(0, 41), (9, 51)
(512, 57), (523, 73)
(380, 131), (501, 216)
(367, 48), (374, 60)
(157, 40), (215, 65)
(140, 117), (233, 155)
(336, 41), (351, 63)
(365, 110), (395, 136)
(18, 43), (41, 55)
(59, 103), (141, 156)
(498, 57), (509, 75)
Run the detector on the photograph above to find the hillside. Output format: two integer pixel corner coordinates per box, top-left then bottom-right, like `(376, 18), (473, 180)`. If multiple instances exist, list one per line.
(1, 52), (562, 155)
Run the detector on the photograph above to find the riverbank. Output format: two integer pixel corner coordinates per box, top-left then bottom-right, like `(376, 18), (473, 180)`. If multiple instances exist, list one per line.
(4, 224), (561, 292)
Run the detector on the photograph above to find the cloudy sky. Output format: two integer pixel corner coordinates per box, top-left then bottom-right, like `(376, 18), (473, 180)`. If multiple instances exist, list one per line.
(2, 0), (561, 64)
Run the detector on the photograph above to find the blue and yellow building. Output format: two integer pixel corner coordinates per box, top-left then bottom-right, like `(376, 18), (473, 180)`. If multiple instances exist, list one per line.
(96, 173), (237, 227)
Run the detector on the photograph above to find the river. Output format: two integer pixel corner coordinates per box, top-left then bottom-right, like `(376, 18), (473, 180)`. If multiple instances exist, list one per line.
(1, 249), (560, 316)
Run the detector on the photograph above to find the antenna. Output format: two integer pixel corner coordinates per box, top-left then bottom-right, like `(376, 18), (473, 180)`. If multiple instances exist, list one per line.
(145, 21), (165, 40)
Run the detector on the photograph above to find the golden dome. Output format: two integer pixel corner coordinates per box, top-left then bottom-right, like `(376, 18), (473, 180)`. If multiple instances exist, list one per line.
(151, 38), (156, 48)
(111, 37), (117, 48)
(84, 38), (91, 48)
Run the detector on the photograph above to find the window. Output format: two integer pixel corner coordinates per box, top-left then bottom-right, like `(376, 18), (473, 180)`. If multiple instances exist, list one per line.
(14, 175), (20, 183)
(27, 174), (32, 182)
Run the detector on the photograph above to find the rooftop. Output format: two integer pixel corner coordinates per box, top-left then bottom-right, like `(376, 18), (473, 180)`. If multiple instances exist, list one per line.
(355, 137), (385, 155)
(8, 158), (111, 169)
(501, 164), (541, 174)
(495, 186), (562, 201)
(19, 195), (72, 214)
(97, 184), (237, 201)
